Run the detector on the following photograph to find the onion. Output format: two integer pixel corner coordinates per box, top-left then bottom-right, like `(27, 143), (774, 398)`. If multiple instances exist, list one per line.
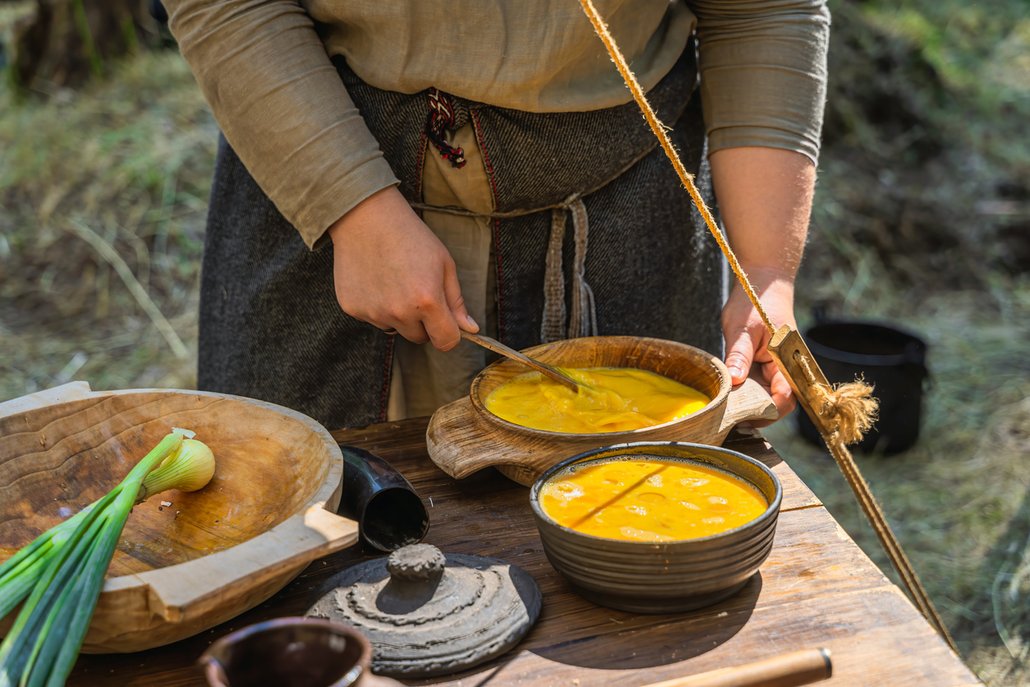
(0, 430), (216, 685)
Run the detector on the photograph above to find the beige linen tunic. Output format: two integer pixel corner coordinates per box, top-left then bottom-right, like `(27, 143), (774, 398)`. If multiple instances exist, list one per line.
(165, 0), (830, 249)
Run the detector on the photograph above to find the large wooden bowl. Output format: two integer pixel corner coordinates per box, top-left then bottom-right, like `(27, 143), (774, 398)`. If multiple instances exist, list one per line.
(0, 387), (358, 653)
(427, 336), (778, 485)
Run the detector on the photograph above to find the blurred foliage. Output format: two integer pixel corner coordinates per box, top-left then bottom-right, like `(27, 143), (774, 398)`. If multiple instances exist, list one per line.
(812, 0), (1029, 284)
(0, 49), (215, 394)
(775, 3), (1030, 684)
(4, 0), (166, 97)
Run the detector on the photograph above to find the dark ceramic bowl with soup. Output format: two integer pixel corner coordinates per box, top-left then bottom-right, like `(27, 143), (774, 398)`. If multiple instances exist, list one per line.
(529, 441), (782, 613)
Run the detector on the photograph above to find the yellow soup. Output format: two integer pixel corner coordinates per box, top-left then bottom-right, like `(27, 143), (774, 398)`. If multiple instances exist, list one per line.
(483, 367), (709, 433)
(540, 459), (768, 542)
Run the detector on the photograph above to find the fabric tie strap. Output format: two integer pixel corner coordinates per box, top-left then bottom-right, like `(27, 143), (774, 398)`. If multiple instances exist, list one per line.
(541, 196), (597, 342)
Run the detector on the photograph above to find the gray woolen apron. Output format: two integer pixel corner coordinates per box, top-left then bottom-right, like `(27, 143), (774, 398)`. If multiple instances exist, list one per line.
(197, 43), (723, 430)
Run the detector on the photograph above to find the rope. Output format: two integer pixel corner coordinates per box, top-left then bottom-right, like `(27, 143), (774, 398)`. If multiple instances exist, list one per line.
(578, 0), (957, 653)
(568, 197), (598, 338)
(542, 207), (569, 343)
(576, 0), (774, 334)
(794, 352), (878, 445)
(540, 196), (599, 342)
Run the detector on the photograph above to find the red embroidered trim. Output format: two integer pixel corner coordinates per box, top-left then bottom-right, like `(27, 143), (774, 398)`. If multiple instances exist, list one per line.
(426, 89), (466, 168)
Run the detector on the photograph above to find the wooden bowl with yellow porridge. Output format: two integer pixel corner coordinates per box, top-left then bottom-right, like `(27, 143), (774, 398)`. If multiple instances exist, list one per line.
(529, 441), (782, 613)
(427, 336), (778, 485)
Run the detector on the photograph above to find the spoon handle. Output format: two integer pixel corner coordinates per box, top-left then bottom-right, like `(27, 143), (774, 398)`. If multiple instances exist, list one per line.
(461, 332), (581, 392)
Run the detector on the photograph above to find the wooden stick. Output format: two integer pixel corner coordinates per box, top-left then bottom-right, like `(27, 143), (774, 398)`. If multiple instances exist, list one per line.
(639, 648), (832, 687)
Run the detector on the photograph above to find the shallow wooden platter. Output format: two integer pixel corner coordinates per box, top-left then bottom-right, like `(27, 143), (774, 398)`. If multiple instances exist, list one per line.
(0, 385), (358, 653)
(427, 336), (778, 485)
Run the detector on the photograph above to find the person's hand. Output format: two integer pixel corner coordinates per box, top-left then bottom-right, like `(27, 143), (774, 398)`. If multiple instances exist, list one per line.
(328, 186), (478, 350)
(721, 268), (797, 421)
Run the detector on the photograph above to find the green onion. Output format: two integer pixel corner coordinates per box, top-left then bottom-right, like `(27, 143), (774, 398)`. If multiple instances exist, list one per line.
(0, 430), (216, 687)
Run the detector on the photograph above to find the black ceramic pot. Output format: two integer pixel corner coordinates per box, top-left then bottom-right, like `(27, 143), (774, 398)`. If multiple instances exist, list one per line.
(530, 442), (782, 614)
(795, 320), (929, 454)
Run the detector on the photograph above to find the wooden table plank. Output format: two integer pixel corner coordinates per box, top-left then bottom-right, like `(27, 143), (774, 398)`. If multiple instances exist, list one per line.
(70, 419), (978, 687)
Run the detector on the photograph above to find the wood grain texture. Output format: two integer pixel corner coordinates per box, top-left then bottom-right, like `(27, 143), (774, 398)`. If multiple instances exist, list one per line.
(67, 417), (980, 686)
(0, 389), (357, 653)
(0, 380), (94, 417)
(428, 336), (778, 485)
(769, 326), (836, 437)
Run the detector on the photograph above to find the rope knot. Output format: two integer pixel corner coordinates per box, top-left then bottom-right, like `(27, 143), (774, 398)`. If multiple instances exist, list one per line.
(795, 351), (879, 445)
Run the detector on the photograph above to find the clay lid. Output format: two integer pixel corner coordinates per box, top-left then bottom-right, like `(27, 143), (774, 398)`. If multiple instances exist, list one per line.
(306, 544), (541, 678)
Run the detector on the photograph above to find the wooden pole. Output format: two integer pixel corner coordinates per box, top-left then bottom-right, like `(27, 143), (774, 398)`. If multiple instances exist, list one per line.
(639, 648), (832, 687)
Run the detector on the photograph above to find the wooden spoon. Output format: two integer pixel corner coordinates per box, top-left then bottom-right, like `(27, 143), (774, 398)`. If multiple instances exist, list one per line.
(460, 332), (583, 392)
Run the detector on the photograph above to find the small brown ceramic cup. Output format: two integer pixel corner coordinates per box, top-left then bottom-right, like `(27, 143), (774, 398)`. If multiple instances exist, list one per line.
(199, 617), (382, 687)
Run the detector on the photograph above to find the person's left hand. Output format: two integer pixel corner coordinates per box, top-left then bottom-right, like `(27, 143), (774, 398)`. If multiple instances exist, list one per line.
(721, 269), (797, 422)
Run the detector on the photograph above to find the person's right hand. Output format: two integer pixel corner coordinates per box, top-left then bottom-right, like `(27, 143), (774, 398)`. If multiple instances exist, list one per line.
(328, 186), (478, 350)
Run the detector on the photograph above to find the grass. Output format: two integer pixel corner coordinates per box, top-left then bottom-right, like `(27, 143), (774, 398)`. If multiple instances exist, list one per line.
(0, 49), (215, 399)
(0, 1), (1027, 684)
(766, 267), (1030, 685)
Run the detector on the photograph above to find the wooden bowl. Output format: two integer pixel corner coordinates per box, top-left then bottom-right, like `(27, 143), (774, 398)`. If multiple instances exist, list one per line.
(529, 442), (782, 613)
(427, 336), (778, 485)
(0, 388), (358, 653)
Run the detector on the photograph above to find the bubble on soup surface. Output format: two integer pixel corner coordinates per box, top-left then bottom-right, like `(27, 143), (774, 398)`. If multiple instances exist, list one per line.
(552, 482), (584, 499)
(619, 526), (672, 542)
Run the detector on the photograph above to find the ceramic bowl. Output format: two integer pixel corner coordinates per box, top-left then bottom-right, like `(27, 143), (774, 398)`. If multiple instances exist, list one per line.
(428, 336), (778, 486)
(529, 441), (782, 613)
(198, 617), (400, 687)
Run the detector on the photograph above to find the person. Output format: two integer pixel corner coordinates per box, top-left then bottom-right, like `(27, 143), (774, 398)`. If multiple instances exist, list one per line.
(162, 1), (828, 430)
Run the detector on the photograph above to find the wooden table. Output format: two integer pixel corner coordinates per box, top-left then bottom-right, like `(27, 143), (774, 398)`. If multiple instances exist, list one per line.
(71, 418), (981, 686)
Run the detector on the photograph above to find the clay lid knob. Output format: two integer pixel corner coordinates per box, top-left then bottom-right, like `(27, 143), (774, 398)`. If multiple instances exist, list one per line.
(386, 543), (445, 582)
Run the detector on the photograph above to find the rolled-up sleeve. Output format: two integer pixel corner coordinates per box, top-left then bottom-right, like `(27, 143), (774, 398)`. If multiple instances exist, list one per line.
(687, 0), (830, 164)
(164, 0), (399, 248)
